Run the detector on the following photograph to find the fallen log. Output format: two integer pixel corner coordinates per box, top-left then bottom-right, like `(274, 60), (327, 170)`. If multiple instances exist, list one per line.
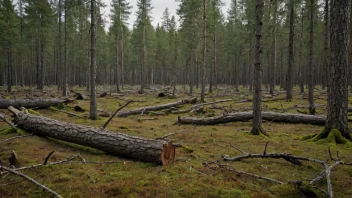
(0, 98), (69, 109)
(178, 111), (327, 125)
(116, 97), (197, 117)
(8, 107), (175, 165)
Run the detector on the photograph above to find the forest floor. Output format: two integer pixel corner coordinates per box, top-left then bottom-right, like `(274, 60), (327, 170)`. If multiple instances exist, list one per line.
(0, 85), (351, 198)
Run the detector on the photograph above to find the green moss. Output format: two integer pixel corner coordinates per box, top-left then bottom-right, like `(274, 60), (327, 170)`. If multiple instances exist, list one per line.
(269, 184), (298, 197)
(137, 162), (156, 169)
(207, 189), (250, 198)
(27, 109), (42, 116)
(182, 145), (194, 153)
(314, 129), (352, 146)
(301, 134), (317, 141)
(0, 127), (17, 135)
(119, 126), (129, 130)
(48, 138), (105, 155)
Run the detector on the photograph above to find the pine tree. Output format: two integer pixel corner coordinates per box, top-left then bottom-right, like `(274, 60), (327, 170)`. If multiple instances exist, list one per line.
(110, 0), (131, 91)
(0, 0), (18, 93)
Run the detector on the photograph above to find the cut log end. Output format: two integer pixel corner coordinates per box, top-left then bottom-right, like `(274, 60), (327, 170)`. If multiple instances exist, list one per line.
(161, 143), (175, 165)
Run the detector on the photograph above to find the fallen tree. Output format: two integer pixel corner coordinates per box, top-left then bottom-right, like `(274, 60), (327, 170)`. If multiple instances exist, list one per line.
(0, 98), (69, 109)
(8, 107), (175, 165)
(178, 111), (327, 125)
(116, 97), (197, 117)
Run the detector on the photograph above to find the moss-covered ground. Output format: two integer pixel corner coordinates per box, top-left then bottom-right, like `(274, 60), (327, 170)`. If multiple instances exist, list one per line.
(0, 85), (351, 197)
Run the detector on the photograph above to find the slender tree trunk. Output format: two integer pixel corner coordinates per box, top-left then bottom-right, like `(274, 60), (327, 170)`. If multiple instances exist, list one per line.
(57, 0), (62, 91)
(7, 42), (12, 93)
(201, 0), (207, 103)
(286, 0), (294, 100)
(322, 0), (329, 90)
(248, 32), (253, 91)
(121, 26), (124, 90)
(40, 36), (44, 90)
(299, 1), (304, 93)
(321, 0), (351, 140)
(209, 1), (216, 93)
(269, 0), (277, 95)
(349, 0), (352, 92)
(308, 0), (316, 114)
(89, 0), (97, 120)
(250, 0), (264, 135)
(141, 3), (146, 94)
(115, 37), (121, 92)
(19, 0), (24, 87)
(62, 0), (67, 97)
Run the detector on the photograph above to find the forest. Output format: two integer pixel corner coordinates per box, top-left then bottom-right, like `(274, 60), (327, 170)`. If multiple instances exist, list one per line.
(0, 0), (352, 197)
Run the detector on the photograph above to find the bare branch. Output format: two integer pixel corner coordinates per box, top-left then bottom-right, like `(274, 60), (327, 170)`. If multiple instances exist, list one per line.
(0, 165), (63, 197)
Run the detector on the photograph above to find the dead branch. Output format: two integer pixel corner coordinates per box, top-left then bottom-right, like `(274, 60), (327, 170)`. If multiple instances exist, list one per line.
(43, 151), (55, 165)
(0, 134), (33, 145)
(102, 100), (132, 129)
(229, 142), (248, 155)
(0, 113), (16, 129)
(203, 161), (284, 184)
(138, 117), (158, 122)
(0, 165), (63, 197)
(49, 107), (86, 119)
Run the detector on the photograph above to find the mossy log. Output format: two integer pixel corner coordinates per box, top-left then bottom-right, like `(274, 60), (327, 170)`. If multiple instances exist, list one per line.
(8, 107), (175, 165)
(0, 98), (69, 109)
(178, 112), (327, 125)
(116, 97), (197, 117)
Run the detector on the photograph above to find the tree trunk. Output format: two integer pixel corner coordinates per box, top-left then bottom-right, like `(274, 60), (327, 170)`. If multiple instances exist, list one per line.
(7, 42), (12, 93)
(322, 0), (329, 90)
(0, 98), (69, 109)
(178, 112), (328, 126)
(57, 0), (62, 91)
(286, 0), (294, 100)
(321, 0), (351, 140)
(62, 0), (67, 97)
(19, 0), (24, 87)
(116, 37), (121, 92)
(89, 0), (97, 119)
(298, 1), (304, 93)
(9, 107), (175, 165)
(308, 0), (316, 114)
(116, 97), (197, 117)
(269, 0), (277, 95)
(250, 0), (264, 135)
(201, 0), (207, 103)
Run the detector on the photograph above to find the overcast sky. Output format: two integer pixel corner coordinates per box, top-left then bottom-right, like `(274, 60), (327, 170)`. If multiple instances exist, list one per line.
(102, 0), (231, 29)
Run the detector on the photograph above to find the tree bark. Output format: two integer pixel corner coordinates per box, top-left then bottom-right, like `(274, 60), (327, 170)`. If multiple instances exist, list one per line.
(286, 0), (294, 100)
(89, 0), (97, 119)
(178, 112), (327, 126)
(269, 0), (277, 95)
(9, 107), (175, 165)
(321, 0), (351, 139)
(250, 0), (264, 135)
(322, 0), (329, 90)
(116, 97), (197, 117)
(62, 0), (67, 97)
(308, 0), (316, 114)
(201, 0), (207, 103)
(0, 98), (69, 109)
